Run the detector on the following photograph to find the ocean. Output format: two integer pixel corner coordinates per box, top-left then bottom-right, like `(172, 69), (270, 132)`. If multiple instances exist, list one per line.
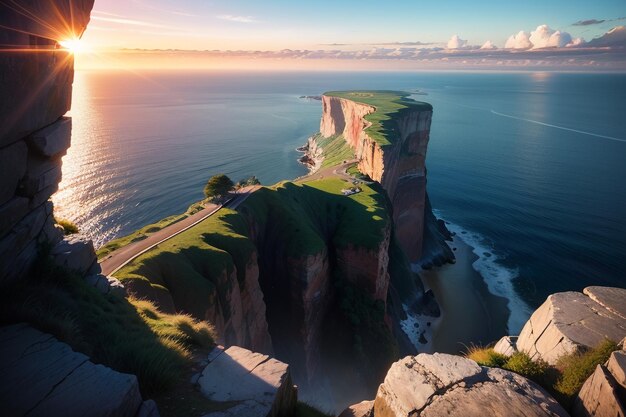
(53, 70), (626, 333)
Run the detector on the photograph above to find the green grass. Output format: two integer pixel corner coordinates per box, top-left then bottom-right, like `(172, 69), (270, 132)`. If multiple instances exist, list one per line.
(324, 90), (432, 147)
(97, 200), (206, 259)
(313, 133), (355, 168)
(116, 208), (255, 320)
(465, 340), (619, 411)
(0, 250), (215, 396)
(239, 178), (388, 255)
(554, 339), (618, 407)
(56, 218), (79, 235)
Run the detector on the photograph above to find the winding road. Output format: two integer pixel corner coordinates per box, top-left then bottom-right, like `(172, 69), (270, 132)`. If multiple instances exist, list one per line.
(100, 185), (260, 277)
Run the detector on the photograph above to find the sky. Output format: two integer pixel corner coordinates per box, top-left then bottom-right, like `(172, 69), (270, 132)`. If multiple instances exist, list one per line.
(75, 0), (626, 70)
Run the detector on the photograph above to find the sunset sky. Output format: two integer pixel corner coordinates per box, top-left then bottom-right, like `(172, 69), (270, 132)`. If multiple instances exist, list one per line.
(75, 0), (626, 70)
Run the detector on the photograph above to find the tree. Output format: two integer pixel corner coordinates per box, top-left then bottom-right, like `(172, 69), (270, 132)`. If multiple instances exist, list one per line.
(204, 174), (234, 201)
(235, 175), (261, 189)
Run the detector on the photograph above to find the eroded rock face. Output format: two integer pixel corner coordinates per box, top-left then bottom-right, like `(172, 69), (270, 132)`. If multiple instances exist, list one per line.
(516, 287), (626, 365)
(319, 95), (452, 264)
(573, 349), (626, 417)
(0, 323), (156, 417)
(372, 353), (568, 417)
(197, 346), (297, 417)
(0, 0), (95, 286)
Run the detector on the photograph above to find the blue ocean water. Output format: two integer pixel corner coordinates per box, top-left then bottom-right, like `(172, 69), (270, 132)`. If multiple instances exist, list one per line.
(54, 70), (626, 325)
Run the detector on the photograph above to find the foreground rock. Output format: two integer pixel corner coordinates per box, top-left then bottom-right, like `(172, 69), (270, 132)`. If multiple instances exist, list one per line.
(573, 348), (626, 417)
(197, 345), (297, 417)
(494, 286), (626, 364)
(341, 352), (568, 417)
(0, 323), (157, 417)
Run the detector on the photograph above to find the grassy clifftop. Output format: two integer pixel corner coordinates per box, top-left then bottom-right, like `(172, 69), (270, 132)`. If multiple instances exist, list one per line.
(324, 90), (432, 146)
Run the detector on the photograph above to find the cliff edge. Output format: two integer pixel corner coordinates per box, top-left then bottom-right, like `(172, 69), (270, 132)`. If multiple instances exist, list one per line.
(318, 91), (453, 265)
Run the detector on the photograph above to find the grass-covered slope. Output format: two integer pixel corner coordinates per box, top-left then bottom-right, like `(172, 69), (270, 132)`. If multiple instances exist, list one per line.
(324, 90), (432, 146)
(115, 208), (255, 320)
(0, 252), (215, 397)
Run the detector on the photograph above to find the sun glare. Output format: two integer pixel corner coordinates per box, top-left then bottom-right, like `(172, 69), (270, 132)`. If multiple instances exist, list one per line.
(59, 38), (87, 54)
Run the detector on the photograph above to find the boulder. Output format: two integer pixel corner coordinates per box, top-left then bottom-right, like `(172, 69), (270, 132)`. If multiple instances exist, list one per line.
(516, 287), (626, 365)
(0, 323), (151, 417)
(373, 353), (568, 417)
(17, 154), (63, 198)
(85, 274), (127, 297)
(339, 400), (374, 417)
(51, 234), (97, 276)
(607, 350), (626, 389)
(493, 335), (518, 356)
(573, 363), (625, 417)
(26, 117), (72, 158)
(197, 346), (297, 417)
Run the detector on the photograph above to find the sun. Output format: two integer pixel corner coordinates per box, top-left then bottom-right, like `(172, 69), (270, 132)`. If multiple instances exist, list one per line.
(58, 38), (87, 54)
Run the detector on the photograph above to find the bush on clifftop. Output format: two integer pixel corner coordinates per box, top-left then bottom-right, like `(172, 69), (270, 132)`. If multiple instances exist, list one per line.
(204, 174), (234, 202)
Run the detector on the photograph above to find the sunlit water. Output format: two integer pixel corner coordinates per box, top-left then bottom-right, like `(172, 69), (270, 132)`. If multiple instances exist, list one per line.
(54, 70), (626, 330)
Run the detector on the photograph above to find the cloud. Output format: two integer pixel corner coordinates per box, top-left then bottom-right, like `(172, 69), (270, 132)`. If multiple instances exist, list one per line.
(573, 19), (606, 26)
(447, 34), (468, 49)
(505, 31), (532, 49)
(529, 25), (573, 48)
(91, 15), (172, 29)
(480, 40), (497, 50)
(587, 26), (626, 47)
(217, 15), (257, 23)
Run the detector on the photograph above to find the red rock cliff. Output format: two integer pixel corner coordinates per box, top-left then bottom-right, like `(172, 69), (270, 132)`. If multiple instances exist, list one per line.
(320, 95), (436, 262)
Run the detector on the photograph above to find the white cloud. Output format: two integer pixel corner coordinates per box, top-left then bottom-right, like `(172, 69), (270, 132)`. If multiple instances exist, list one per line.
(217, 15), (257, 23)
(447, 34), (468, 49)
(566, 37), (585, 47)
(505, 31), (532, 49)
(529, 25), (573, 48)
(480, 40), (497, 50)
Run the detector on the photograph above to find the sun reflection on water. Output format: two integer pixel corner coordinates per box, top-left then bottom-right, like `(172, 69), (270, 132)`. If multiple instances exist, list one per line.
(52, 71), (125, 247)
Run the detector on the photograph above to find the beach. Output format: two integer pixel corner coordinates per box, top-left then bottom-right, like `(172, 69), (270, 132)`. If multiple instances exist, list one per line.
(421, 235), (510, 354)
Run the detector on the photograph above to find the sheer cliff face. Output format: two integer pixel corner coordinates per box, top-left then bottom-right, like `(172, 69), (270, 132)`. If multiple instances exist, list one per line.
(0, 0), (95, 285)
(320, 95), (433, 262)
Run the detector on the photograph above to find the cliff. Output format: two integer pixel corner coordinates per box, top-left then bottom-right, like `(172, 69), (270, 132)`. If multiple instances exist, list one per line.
(319, 91), (453, 265)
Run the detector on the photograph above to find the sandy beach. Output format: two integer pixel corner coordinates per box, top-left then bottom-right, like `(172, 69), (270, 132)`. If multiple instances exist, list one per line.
(420, 235), (509, 354)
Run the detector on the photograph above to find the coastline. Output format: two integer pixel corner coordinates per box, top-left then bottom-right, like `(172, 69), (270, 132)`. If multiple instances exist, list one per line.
(420, 235), (509, 353)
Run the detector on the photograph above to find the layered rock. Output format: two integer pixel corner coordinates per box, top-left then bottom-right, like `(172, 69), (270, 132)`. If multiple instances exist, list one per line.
(573, 348), (626, 417)
(0, 323), (157, 417)
(319, 93), (452, 264)
(341, 352), (568, 417)
(0, 0), (95, 286)
(494, 286), (626, 364)
(122, 247), (273, 354)
(197, 345), (297, 417)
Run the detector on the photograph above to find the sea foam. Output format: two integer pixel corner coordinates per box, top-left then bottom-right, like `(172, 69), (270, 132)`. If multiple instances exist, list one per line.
(433, 210), (533, 334)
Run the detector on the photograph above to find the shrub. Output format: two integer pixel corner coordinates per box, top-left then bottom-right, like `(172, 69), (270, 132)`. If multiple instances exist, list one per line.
(465, 346), (508, 368)
(503, 352), (550, 382)
(236, 175), (261, 188)
(553, 339), (618, 406)
(204, 174), (234, 201)
(57, 218), (79, 235)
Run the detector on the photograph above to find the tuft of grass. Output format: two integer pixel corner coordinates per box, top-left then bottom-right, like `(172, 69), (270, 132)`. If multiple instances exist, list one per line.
(503, 352), (550, 383)
(56, 218), (79, 235)
(465, 346), (508, 368)
(553, 339), (618, 407)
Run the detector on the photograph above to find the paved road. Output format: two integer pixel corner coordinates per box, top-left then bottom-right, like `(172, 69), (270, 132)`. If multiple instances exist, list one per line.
(297, 159), (359, 183)
(100, 185), (260, 277)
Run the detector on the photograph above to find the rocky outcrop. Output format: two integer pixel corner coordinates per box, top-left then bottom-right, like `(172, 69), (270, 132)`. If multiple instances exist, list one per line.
(0, 0), (95, 286)
(123, 247), (273, 354)
(573, 348), (626, 417)
(319, 94), (452, 264)
(494, 287), (626, 364)
(0, 323), (158, 417)
(341, 352), (568, 417)
(197, 345), (297, 417)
